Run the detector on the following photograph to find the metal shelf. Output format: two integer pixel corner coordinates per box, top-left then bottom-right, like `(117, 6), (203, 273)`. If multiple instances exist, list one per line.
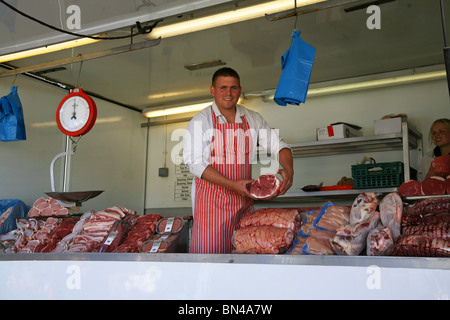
(267, 187), (397, 203)
(270, 122), (423, 204)
(289, 125), (422, 158)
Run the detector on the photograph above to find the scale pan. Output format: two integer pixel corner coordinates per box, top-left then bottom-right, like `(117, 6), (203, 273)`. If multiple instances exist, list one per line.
(45, 190), (104, 204)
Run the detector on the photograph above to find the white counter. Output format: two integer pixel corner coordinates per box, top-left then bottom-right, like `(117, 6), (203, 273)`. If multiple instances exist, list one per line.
(1, 253), (449, 300)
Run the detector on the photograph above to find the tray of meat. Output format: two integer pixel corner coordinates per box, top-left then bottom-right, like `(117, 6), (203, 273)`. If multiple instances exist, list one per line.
(98, 220), (130, 252)
(140, 239), (173, 253)
(156, 216), (185, 234)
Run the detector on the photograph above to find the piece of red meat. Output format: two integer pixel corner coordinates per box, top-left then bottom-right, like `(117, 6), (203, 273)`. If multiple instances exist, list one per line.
(398, 180), (423, 197)
(421, 176), (447, 195)
(248, 174), (281, 200)
(432, 154), (450, 177)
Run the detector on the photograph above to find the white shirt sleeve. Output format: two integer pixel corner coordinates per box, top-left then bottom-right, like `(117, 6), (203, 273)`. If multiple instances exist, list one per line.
(183, 107), (213, 179)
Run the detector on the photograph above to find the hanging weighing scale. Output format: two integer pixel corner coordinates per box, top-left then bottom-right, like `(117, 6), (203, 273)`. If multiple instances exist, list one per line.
(46, 88), (103, 212)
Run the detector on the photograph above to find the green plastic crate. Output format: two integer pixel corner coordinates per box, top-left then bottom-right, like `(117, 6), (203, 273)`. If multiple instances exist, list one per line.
(351, 161), (404, 188)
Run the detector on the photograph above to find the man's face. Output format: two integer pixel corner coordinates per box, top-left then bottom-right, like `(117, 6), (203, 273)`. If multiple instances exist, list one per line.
(210, 76), (241, 112)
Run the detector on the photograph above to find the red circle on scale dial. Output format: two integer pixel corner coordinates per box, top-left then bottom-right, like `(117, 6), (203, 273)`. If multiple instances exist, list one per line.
(56, 88), (97, 136)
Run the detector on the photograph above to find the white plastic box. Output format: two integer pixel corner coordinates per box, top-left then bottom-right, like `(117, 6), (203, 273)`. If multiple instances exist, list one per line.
(316, 124), (362, 140)
(374, 117), (403, 135)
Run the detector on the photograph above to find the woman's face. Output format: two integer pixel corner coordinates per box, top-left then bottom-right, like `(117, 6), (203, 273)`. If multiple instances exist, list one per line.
(431, 122), (450, 148)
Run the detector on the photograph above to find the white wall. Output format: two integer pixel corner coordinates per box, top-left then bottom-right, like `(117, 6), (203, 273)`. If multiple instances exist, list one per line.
(145, 78), (449, 210)
(0, 75), (147, 213)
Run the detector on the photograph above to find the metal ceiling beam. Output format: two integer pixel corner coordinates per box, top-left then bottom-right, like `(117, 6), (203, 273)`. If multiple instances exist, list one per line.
(0, 38), (161, 78)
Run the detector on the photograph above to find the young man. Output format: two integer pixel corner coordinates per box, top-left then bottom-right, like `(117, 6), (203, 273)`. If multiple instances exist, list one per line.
(183, 67), (293, 253)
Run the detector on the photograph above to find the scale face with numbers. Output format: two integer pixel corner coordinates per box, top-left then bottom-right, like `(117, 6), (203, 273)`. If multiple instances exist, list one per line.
(49, 88), (103, 210)
(56, 88), (97, 137)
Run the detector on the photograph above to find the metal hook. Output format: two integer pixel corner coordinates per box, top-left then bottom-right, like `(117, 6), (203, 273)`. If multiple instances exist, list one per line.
(293, 0), (299, 31)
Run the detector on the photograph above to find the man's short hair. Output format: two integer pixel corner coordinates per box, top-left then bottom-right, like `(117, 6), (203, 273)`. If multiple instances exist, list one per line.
(211, 67), (240, 86)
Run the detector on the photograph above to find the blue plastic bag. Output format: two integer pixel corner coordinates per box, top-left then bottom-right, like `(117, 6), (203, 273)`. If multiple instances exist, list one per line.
(273, 30), (316, 106)
(0, 199), (30, 234)
(0, 86), (26, 141)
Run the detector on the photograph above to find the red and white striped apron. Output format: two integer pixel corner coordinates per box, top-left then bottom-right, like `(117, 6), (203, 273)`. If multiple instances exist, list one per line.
(190, 107), (253, 253)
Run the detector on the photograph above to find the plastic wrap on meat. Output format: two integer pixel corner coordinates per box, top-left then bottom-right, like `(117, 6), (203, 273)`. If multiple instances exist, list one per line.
(314, 203), (350, 232)
(302, 229), (335, 255)
(331, 211), (380, 255)
(156, 216), (185, 233)
(393, 235), (450, 257)
(350, 192), (378, 225)
(402, 197), (450, 227)
(239, 208), (301, 233)
(248, 174), (281, 200)
(366, 224), (394, 256)
(233, 226), (294, 254)
(379, 192), (402, 239)
(113, 214), (162, 253)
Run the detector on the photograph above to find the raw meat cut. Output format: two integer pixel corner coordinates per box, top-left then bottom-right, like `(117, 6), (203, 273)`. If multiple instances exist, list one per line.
(156, 216), (185, 233)
(248, 174), (281, 200)
(28, 197), (69, 217)
(233, 226), (294, 254)
(366, 224), (394, 256)
(113, 214), (162, 253)
(140, 239), (171, 253)
(314, 203), (350, 232)
(299, 229), (335, 255)
(432, 154), (450, 176)
(239, 208), (301, 233)
(379, 192), (402, 239)
(331, 211), (380, 255)
(398, 180), (423, 197)
(402, 223), (450, 239)
(402, 197), (450, 227)
(393, 235), (450, 257)
(421, 176), (447, 195)
(98, 220), (130, 252)
(447, 175), (450, 194)
(349, 192), (378, 225)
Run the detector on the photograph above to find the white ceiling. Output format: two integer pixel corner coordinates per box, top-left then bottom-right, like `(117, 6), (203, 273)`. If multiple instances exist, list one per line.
(0, 0), (448, 112)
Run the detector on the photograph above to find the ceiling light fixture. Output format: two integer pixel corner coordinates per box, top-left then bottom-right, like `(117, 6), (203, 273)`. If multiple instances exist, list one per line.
(0, 37), (100, 63)
(142, 101), (211, 118)
(184, 59), (226, 71)
(263, 69), (447, 100)
(149, 0), (327, 39)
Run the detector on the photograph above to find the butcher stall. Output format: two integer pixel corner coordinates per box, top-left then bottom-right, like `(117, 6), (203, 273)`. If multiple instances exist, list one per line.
(1, 192), (450, 300)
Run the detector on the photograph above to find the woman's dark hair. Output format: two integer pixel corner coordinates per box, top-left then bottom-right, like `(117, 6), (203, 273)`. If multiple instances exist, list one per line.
(211, 67), (240, 86)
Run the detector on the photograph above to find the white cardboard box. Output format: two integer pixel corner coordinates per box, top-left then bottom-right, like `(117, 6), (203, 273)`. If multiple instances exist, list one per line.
(316, 124), (362, 140)
(374, 117), (404, 135)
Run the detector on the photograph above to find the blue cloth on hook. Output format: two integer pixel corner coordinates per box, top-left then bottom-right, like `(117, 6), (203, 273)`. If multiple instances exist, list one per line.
(273, 30), (316, 106)
(0, 86), (26, 141)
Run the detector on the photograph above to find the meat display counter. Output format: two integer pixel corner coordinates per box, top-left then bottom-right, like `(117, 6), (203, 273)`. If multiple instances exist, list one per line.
(1, 253), (449, 300)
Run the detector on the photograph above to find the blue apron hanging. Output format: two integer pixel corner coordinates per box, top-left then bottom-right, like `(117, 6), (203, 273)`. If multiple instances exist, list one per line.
(273, 30), (316, 106)
(0, 86), (26, 141)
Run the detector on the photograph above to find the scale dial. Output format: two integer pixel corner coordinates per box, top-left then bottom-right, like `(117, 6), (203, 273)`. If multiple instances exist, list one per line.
(56, 88), (97, 136)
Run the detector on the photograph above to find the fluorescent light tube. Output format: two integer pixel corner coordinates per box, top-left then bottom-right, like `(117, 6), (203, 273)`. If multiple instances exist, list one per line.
(150, 0), (326, 39)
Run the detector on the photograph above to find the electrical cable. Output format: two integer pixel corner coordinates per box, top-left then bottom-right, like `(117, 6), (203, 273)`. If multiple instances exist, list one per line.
(0, 0), (161, 39)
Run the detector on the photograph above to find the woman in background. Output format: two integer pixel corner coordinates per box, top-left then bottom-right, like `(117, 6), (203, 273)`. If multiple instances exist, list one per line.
(417, 118), (450, 182)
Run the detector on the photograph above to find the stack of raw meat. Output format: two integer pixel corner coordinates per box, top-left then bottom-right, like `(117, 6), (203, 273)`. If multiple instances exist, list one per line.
(27, 197), (69, 217)
(331, 193), (381, 256)
(0, 216), (77, 253)
(398, 155), (450, 196)
(63, 206), (136, 252)
(394, 197), (450, 257)
(113, 213), (162, 253)
(290, 203), (350, 255)
(233, 208), (300, 254)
